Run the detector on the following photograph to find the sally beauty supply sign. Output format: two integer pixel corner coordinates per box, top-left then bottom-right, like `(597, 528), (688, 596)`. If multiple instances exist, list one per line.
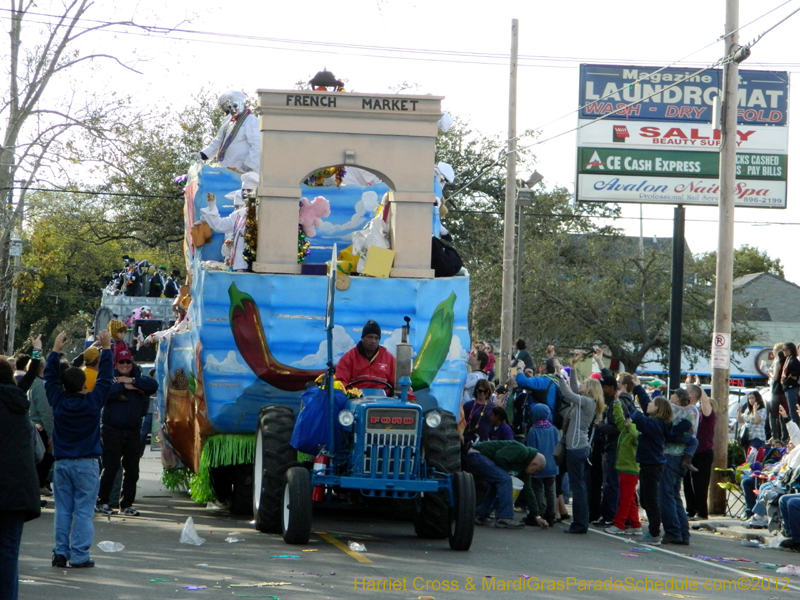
(575, 64), (789, 208)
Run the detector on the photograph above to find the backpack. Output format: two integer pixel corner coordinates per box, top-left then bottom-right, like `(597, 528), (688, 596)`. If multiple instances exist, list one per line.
(510, 388), (535, 439)
(431, 237), (463, 277)
(527, 378), (567, 430)
(511, 379), (567, 435)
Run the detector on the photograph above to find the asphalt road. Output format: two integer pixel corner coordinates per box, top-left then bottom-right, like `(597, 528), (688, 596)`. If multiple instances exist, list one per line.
(17, 455), (800, 600)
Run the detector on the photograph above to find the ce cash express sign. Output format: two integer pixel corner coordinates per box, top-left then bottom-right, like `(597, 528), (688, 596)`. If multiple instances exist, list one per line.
(578, 148), (787, 180)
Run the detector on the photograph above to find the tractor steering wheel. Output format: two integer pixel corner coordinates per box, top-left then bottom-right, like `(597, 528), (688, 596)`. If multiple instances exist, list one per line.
(346, 377), (395, 398)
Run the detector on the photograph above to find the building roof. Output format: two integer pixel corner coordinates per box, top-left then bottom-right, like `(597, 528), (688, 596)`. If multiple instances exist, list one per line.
(732, 272), (765, 288)
(733, 272), (800, 324)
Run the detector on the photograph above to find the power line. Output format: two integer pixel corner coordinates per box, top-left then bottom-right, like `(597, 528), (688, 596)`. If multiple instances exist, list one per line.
(2, 6), (799, 69)
(4, 186), (179, 200)
(449, 208), (800, 226)
(745, 3), (800, 48)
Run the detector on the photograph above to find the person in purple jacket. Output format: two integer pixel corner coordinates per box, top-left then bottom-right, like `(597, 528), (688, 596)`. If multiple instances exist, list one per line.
(463, 380), (496, 444)
(45, 330), (114, 569)
(488, 406), (514, 441)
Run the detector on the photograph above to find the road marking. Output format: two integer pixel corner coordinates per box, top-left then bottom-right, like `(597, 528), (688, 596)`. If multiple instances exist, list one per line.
(587, 527), (800, 592)
(315, 531), (373, 563)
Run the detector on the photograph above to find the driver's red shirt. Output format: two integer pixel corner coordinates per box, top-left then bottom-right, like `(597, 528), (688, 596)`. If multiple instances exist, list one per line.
(335, 344), (396, 389)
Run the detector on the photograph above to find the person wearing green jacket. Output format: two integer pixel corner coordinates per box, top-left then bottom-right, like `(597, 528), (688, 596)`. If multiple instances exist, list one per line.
(466, 440), (546, 530)
(605, 397), (643, 535)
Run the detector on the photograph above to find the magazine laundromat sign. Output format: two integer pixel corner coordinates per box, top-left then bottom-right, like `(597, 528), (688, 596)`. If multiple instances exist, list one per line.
(578, 174), (786, 208)
(579, 64), (789, 125)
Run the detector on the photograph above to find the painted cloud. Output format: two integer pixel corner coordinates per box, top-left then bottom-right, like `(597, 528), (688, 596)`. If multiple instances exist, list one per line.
(205, 350), (252, 374)
(292, 325), (356, 368)
(315, 190), (380, 237)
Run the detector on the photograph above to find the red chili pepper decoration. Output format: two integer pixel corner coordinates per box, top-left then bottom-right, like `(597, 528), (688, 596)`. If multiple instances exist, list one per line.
(228, 283), (324, 391)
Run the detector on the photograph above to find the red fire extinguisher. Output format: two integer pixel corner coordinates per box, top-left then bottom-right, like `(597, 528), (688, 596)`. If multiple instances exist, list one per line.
(312, 453), (329, 502)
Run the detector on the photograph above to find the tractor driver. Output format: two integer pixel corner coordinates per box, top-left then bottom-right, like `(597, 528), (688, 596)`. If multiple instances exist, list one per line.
(335, 320), (396, 392)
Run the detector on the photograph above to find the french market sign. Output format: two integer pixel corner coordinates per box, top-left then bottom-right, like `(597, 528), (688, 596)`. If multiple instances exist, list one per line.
(577, 148), (786, 180)
(578, 174), (786, 208)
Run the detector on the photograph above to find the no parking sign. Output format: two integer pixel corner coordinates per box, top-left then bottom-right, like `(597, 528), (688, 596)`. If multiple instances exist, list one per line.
(711, 332), (731, 370)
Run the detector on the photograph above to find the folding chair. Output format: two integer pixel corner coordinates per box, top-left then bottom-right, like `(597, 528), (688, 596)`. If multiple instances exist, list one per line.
(715, 467), (746, 518)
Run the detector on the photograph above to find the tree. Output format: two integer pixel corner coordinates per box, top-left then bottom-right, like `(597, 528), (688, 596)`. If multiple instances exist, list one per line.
(434, 120), (755, 372)
(65, 89), (224, 254)
(694, 244), (785, 284)
(11, 90), (235, 348)
(0, 1), (173, 349)
(519, 235), (754, 373)
(435, 117), (618, 342)
(14, 189), (176, 345)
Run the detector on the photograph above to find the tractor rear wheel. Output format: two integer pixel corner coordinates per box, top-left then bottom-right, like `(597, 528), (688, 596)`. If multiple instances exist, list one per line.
(414, 410), (460, 539)
(253, 406), (297, 533)
(231, 463), (254, 516)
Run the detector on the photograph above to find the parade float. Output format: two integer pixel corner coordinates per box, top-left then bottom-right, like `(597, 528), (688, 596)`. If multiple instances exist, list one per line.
(153, 78), (473, 548)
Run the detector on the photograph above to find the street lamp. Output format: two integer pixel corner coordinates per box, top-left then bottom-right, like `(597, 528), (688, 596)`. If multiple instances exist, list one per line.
(514, 172), (542, 340)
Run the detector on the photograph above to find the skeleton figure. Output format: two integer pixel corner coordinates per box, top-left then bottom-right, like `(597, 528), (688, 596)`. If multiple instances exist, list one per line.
(192, 90), (260, 174)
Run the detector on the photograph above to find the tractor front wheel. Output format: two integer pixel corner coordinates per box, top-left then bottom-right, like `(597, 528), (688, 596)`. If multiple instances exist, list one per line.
(448, 471), (475, 550)
(414, 410), (460, 539)
(282, 467), (312, 544)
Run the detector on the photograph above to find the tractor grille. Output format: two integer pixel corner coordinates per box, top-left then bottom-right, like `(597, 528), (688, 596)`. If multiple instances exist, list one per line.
(363, 408), (419, 478)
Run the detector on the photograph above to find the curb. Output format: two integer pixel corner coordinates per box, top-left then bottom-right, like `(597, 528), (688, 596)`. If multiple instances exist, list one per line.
(691, 520), (773, 544)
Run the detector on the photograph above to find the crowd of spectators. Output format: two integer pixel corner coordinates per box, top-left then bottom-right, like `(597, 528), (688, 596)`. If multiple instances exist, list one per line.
(458, 336), (800, 550)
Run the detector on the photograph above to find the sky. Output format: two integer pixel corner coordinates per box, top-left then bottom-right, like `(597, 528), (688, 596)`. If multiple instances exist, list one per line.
(16, 0), (800, 282)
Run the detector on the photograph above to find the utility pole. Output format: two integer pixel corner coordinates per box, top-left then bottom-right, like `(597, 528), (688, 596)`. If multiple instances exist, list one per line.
(498, 18), (519, 383)
(710, 0), (748, 515)
(4, 186), (23, 355)
(514, 173), (540, 340)
(514, 202), (524, 340)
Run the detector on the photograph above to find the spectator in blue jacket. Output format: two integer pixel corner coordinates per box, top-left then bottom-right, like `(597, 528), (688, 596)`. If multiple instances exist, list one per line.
(514, 358), (560, 418)
(96, 350), (158, 517)
(45, 330), (114, 569)
(526, 404), (559, 525)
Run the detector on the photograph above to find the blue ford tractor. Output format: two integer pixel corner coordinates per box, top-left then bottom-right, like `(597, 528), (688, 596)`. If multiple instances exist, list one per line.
(252, 258), (475, 551)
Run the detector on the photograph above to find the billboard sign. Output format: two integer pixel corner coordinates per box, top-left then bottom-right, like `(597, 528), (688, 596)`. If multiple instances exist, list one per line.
(576, 64), (789, 208)
(576, 119), (789, 153)
(579, 64), (789, 125)
(577, 174), (786, 208)
(577, 147), (787, 180)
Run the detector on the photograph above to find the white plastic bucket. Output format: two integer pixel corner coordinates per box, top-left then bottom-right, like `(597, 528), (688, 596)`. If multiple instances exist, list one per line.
(511, 476), (524, 503)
